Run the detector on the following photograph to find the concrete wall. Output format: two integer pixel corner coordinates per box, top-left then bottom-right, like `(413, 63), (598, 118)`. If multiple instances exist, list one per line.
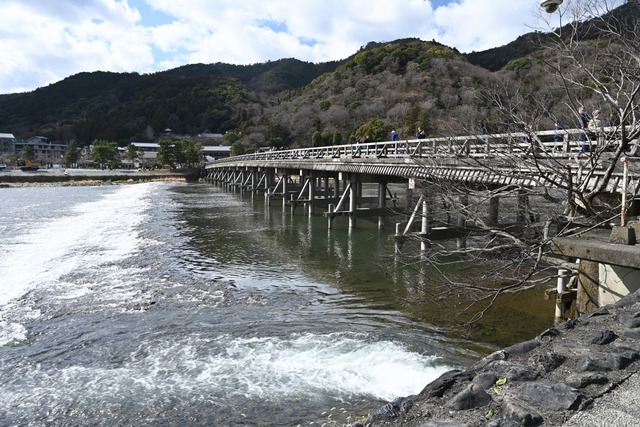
(599, 264), (640, 305)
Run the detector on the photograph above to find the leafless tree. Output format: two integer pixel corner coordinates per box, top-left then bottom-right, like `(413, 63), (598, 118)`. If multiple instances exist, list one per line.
(394, 0), (640, 325)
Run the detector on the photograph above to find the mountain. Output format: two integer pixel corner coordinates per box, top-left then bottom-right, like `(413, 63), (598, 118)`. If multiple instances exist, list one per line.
(464, 33), (543, 72)
(0, 36), (517, 147)
(0, 57), (344, 143)
(1, 1), (636, 150)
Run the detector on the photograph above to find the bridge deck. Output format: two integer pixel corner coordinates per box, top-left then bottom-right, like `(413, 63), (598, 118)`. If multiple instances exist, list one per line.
(205, 127), (640, 195)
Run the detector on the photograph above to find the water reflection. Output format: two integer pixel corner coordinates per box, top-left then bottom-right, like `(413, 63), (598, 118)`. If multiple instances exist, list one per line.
(180, 183), (555, 352)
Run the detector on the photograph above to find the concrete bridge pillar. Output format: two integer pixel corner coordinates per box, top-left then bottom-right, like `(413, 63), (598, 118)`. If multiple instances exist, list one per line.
(457, 194), (468, 249)
(407, 179), (417, 210)
(282, 173), (288, 210)
(250, 170), (257, 194)
(307, 170), (316, 216)
(328, 204), (335, 229)
(517, 190), (532, 224)
(487, 195), (500, 226)
(555, 268), (572, 320)
(421, 197), (429, 252)
(378, 182), (387, 229)
(394, 222), (402, 254)
(349, 175), (358, 229)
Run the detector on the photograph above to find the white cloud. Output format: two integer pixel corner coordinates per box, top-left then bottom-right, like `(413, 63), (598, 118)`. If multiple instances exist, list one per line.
(0, 0), (582, 95)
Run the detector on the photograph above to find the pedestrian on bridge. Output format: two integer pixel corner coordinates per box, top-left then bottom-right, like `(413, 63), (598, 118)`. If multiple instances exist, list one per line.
(391, 130), (399, 141)
(578, 106), (590, 152)
(588, 110), (604, 146)
(588, 110), (603, 131)
(554, 121), (564, 142)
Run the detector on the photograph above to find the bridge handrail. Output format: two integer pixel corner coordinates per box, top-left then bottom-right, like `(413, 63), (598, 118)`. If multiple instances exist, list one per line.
(206, 125), (637, 167)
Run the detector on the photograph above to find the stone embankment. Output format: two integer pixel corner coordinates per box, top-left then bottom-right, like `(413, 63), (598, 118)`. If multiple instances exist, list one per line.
(359, 291), (640, 427)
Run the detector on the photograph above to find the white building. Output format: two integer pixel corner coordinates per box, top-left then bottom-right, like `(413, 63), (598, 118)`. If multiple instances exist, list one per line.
(0, 133), (16, 153)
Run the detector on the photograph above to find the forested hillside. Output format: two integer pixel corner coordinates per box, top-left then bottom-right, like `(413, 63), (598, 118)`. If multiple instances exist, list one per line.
(1, 2), (636, 152)
(0, 58), (341, 144)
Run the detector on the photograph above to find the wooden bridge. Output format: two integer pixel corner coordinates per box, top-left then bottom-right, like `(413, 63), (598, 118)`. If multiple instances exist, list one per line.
(204, 127), (640, 234)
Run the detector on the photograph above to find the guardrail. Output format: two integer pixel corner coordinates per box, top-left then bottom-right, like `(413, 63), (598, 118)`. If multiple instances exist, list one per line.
(206, 126), (638, 167)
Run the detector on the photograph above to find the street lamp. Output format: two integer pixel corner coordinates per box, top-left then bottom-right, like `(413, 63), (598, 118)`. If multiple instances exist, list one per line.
(541, 0), (563, 13)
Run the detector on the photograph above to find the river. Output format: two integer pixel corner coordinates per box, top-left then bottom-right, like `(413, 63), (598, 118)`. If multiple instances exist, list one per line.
(0, 181), (553, 426)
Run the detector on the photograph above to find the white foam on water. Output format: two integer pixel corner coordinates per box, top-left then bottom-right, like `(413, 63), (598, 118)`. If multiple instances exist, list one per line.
(0, 331), (450, 411)
(0, 183), (165, 342)
(0, 321), (28, 346)
(205, 332), (450, 402)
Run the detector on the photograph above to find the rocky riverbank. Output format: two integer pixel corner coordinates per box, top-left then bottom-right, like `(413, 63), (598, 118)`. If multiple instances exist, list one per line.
(357, 290), (640, 427)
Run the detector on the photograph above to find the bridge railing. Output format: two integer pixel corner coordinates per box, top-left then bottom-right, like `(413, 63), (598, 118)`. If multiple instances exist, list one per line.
(207, 126), (637, 166)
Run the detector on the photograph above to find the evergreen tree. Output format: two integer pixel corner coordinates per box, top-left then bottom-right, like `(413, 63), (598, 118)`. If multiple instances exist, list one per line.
(125, 143), (139, 167)
(22, 145), (35, 161)
(64, 140), (79, 165)
(91, 140), (118, 168)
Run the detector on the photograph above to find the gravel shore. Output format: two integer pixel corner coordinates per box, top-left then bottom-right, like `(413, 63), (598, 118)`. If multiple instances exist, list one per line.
(0, 168), (194, 186)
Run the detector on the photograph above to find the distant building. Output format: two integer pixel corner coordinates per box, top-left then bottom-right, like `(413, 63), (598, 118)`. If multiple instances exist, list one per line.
(202, 145), (231, 161)
(125, 142), (231, 166)
(128, 142), (160, 167)
(12, 136), (66, 164)
(0, 133), (16, 153)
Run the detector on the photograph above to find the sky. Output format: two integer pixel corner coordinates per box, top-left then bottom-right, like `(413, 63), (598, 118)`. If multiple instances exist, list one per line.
(0, 0), (572, 95)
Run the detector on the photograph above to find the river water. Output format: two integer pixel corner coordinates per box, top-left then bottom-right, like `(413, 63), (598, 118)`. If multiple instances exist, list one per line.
(0, 182), (553, 426)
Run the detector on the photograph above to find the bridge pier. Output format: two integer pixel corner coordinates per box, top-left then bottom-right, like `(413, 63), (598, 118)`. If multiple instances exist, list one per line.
(348, 174), (358, 228)
(421, 197), (429, 252)
(517, 189), (534, 224)
(307, 170), (316, 216)
(328, 204), (335, 229)
(487, 195), (500, 226)
(378, 182), (387, 229)
(457, 194), (468, 249)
